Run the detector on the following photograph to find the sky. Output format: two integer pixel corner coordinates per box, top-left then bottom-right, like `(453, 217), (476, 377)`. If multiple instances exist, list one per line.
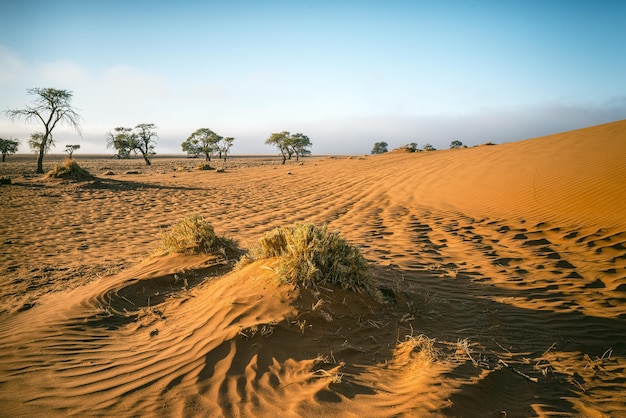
(1, 0), (625, 155)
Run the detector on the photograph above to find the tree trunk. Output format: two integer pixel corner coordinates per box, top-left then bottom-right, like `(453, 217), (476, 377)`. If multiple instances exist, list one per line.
(37, 144), (45, 173)
(2, 154), (6, 162)
(142, 152), (151, 166)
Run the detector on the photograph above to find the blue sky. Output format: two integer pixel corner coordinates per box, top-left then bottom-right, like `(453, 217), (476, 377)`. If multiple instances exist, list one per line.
(1, 1), (625, 154)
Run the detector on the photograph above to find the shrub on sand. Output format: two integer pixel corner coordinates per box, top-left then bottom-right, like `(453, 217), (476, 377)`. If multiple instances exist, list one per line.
(195, 163), (215, 170)
(246, 223), (377, 295)
(44, 159), (93, 180)
(157, 213), (238, 256)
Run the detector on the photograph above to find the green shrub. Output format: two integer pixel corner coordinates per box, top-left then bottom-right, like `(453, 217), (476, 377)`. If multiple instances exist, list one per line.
(45, 159), (92, 180)
(247, 223), (376, 294)
(0, 177), (11, 185)
(157, 213), (238, 256)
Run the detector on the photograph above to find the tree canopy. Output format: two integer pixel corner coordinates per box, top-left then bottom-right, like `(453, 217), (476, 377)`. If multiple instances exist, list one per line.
(371, 141), (388, 154)
(450, 140), (464, 149)
(105, 124), (158, 165)
(0, 137), (19, 162)
(5, 88), (82, 173)
(182, 128), (222, 161)
(64, 144), (80, 159)
(265, 131), (312, 164)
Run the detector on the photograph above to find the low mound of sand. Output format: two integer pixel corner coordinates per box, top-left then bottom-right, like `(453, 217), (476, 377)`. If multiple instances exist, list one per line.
(1, 120), (625, 416)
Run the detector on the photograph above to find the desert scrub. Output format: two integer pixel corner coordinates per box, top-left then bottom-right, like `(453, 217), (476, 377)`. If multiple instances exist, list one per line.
(194, 163), (215, 170)
(44, 159), (92, 180)
(157, 213), (238, 256)
(245, 223), (377, 295)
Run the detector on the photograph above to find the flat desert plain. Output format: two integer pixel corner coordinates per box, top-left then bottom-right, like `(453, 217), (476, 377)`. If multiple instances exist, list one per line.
(1, 120), (625, 417)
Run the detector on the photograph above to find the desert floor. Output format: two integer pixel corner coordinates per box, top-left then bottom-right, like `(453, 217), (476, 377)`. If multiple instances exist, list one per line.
(1, 120), (625, 417)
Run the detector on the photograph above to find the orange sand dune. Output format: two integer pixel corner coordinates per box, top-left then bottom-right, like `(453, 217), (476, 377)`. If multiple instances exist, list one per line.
(0, 120), (625, 416)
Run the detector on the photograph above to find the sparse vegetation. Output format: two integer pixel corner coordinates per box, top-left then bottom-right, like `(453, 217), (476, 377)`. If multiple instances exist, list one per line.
(0, 137), (19, 162)
(44, 159), (93, 181)
(244, 223), (377, 295)
(182, 128), (221, 161)
(105, 123), (158, 165)
(157, 213), (238, 256)
(423, 143), (436, 151)
(371, 141), (388, 154)
(195, 162), (215, 170)
(5, 88), (82, 173)
(400, 142), (419, 152)
(64, 144), (80, 158)
(450, 140), (464, 149)
(265, 131), (313, 164)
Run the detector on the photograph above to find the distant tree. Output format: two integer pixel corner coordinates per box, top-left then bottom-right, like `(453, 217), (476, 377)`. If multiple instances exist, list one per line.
(423, 143), (436, 151)
(400, 142), (418, 152)
(371, 141), (388, 154)
(219, 137), (235, 162)
(0, 137), (19, 162)
(64, 144), (80, 159)
(265, 131), (291, 164)
(182, 128), (222, 161)
(450, 140), (463, 149)
(5, 88), (82, 173)
(290, 133), (312, 161)
(29, 132), (54, 155)
(134, 123), (158, 166)
(106, 126), (135, 159)
(105, 124), (157, 165)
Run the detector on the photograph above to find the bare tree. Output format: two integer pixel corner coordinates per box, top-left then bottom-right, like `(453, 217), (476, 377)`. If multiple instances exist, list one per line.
(5, 88), (82, 173)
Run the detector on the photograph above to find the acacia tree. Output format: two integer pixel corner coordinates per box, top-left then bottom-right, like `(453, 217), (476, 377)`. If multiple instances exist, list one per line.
(29, 132), (54, 155)
(290, 133), (312, 161)
(450, 140), (463, 149)
(105, 124), (157, 164)
(219, 137), (235, 162)
(5, 88), (82, 173)
(0, 138), (19, 162)
(134, 123), (158, 165)
(371, 141), (388, 154)
(265, 131), (291, 164)
(182, 128), (222, 161)
(106, 127), (136, 159)
(65, 144), (80, 159)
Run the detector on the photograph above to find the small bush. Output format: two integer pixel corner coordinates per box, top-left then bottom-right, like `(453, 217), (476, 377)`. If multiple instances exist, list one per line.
(246, 223), (376, 294)
(157, 213), (238, 256)
(45, 159), (92, 180)
(195, 163), (215, 170)
(0, 177), (11, 185)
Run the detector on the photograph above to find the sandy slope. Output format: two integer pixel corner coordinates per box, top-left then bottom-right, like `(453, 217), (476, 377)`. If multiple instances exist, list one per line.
(0, 120), (625, 417)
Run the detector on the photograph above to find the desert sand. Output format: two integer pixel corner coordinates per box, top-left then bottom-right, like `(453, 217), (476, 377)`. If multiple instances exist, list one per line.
(0, 120), (625, 417)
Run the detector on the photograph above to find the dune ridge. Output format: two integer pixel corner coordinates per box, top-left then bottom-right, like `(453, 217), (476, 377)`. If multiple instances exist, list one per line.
(0, 120), (625, 416)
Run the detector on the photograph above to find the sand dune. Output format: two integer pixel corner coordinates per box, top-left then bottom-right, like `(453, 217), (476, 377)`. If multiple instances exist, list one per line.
(1, 120), (625, 416)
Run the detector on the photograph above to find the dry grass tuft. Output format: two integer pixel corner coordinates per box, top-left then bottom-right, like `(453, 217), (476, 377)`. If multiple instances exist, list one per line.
(45, 159), (93, 181)
(157, 213), (238, 256)
(398, 334), (440, 363)
(194, 163), (215, 170)
(244, 223), (377, 295)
